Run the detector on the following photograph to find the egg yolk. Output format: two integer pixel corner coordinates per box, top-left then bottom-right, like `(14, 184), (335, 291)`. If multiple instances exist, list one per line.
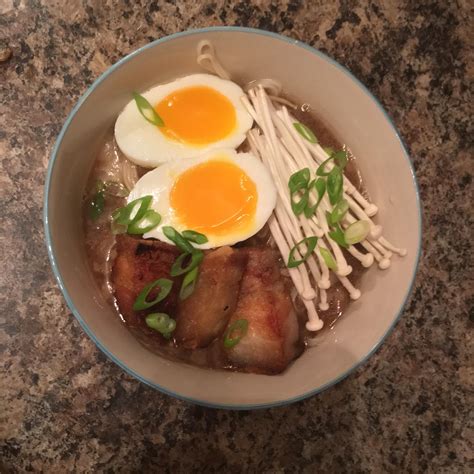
(155, 86), (237, 145)
(170, 159), (257, 237)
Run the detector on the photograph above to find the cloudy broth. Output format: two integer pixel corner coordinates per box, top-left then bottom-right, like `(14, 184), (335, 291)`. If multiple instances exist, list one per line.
(82, 105), (366, 368)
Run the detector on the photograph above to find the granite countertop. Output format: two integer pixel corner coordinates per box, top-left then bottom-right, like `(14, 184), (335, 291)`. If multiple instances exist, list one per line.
(1, 1), (472, 472)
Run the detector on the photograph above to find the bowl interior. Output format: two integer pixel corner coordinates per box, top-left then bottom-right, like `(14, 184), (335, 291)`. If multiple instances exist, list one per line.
(45, 28), (420, 408)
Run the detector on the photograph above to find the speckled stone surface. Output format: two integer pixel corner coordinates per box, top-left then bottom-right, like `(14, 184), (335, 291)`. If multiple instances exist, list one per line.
(1, 0), (472, 472)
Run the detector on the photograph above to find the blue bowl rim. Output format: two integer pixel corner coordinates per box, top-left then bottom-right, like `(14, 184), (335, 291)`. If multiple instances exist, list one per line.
(43, 26), (422, 410)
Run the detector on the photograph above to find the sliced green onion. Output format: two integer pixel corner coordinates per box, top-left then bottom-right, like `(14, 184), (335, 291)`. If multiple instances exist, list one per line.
(171, 250), (204, 277)
(127, 209), (161, 235)
(133, 92), (165, 127)
(88, 191), (105, 220)
(316, 156), (334, 177)
(90, 182), (129, 220)
(344, 220), (370, 245)
(323, 146), (335, 156)
(327, 167), (343, 205)
(304, 178), (326, 217)
(111, 220), (127, 235)
(223, 319), (249, 348)
(316, 150), (347, 176)
(162, 226), (194, 253)
(133, 278), (173, 311)
(289, 168), (310, 216)
(112, 195), (152, 226)
(287, 236), (318, 268)
(319, 247), (337, 270)
(293, 122), (318, 143)
(328, 198), (349, 225)
(162, 320), (177, 339)
(145, 312), (176, 338)
(288, 168), (310, 192)
(333, 150), (348, 169)
(328, 223), (348, 248)
(181, 230), (208, 245)
(291, 188), (309, 216)
(325, 210), (333, 225)
(179, 266), (199, 300)
(145, 312), (170, 331)
(104, 181), (129, 197)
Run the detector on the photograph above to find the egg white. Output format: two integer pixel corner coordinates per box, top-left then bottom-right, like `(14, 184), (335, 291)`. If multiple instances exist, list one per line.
(114, 74), (253, 167)
(127, 148), (277, 249)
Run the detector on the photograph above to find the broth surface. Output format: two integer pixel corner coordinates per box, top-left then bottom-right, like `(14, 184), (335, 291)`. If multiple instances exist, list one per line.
(83, 105), (366, 369)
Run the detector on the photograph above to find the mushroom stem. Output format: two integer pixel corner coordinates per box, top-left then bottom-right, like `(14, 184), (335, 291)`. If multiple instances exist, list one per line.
(337, 276), (361, 300)
(241, 86), (406, 332)
(368, 239), (393, 259)
(347, 245), (375, 268)
(250, 131), (318, 301)
(280, 107), (380, 219)
(360, 240), (391, 269)
(378, 236), (407, 256)
(319, 288), (329, 311)
(267, 215), (304, 293)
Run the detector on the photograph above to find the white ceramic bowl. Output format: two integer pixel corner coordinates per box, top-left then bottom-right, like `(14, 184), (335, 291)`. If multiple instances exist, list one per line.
(44, 27), (421, 409)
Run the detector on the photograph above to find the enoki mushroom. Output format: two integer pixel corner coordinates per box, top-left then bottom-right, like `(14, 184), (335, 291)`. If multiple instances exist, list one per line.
(242, 87), (407, 331)
(196, 39), (407, 332)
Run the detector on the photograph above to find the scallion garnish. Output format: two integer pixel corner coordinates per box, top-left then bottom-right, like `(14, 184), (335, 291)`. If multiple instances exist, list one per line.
(304, 178), (326, 217)
(112, 195), (152, 226)
(316, 156), (334, 177)
(223, 319), (249, 348)
(133, 278), (173, 311)
(316, 150), (348, 176)
(104, 181), (129, 197)
(287, 236), (318, 268)
(328, 223), (348, 248)
(327, 166), (343, 205)
(111, 220), (127, 235)
(162, 226), (195, 253)
(289, 168), (310, 216)
(145, 312), (176, 338)
(181, 230), (208, 245)
(170, 250), (204, 277)
(323, 146), (334, 156)
(333, 150), (348, 169)
(89, 181), (130, 221)
(293, 122), (318, 143)
(127, 209), (161, 234)
(327, 198), (349, 226)
(88, 188), (105, 221)
(288, 168), (310, 191)
(179, 266), (199, 300)
(319, 247), (337, 270)
(344, 220), (370, 245)
(291, 188), (309, 216)
(133, 92), (165, 127)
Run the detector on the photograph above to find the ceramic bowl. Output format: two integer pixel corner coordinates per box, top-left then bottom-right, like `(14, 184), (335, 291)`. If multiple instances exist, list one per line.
(44, 27), (421, 409)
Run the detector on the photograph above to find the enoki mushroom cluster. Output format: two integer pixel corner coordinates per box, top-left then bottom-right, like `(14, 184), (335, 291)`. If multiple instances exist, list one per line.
(241, 87), (407, 331)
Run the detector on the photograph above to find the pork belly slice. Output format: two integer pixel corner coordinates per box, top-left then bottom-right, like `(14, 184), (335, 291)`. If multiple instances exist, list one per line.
(174, 246), (247, 349)
(112, 235), (247, 349)
(224, 248), (302, 375)
(112, 235), (181, 342)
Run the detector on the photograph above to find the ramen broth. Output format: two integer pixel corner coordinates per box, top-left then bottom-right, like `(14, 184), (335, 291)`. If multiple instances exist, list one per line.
(83, 105), (366, 369)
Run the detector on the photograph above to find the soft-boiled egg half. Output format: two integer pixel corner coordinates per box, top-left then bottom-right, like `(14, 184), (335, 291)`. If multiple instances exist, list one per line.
(115, 74), (253, 167)
(127, 148), (277, 248)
